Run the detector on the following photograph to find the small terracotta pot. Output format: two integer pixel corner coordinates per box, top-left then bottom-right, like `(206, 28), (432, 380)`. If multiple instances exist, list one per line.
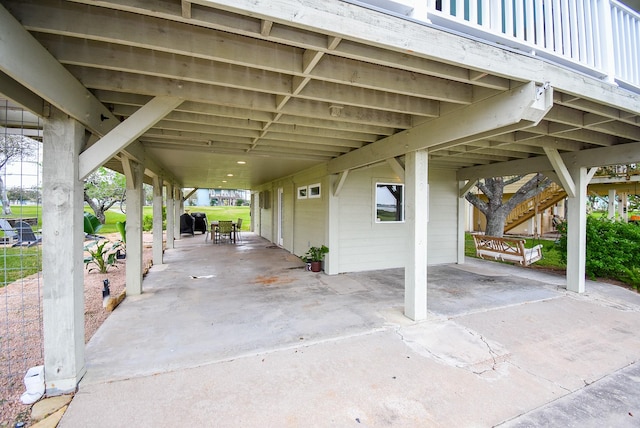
(310, 261), (322, 272)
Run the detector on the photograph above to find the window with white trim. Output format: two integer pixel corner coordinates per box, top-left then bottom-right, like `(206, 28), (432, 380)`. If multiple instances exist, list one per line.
(375, 183), (404, 222)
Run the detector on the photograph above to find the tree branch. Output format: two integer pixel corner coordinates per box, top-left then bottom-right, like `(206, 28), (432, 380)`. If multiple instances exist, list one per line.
(475, 180), (493, 199)
(503, 174), (552, 212)
(465, 192), (489, 214)
(503, 175), (523, 186)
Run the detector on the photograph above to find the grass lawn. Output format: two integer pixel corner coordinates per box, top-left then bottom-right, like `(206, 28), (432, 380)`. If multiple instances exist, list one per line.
(0, 207), (43, 285)
(0, 246), (41, 286)
(98, 206), (251, 233)
(3, 206), (43, 224)
(181, 206), (251, 230)
(2, 206), (251, 285)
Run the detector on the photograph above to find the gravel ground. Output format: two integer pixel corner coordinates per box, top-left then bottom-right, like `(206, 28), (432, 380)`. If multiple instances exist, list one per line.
(1, 233), (154, 426)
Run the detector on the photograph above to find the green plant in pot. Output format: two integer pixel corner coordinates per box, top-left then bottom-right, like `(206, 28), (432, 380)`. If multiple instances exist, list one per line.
(303, 245), (329, 272)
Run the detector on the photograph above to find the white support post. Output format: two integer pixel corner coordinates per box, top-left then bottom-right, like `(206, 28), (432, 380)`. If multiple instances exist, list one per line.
(619, 192), (628, 222)
(42, 107), (86, 395)
(152, 176), (164, 265)
(174, 188), (182, 238)
(326, 174), (341, 275)
(165, 183), (175, 249)
(457, 181), (467, 264)
(608, 188), (617, 219)
(566, 166), (588, 293)
(123, 158), (144, 296)
(404, 150), (429, 321)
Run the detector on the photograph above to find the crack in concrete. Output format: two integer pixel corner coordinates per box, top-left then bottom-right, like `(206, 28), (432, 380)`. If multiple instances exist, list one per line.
(393, 326), (460, 367)
(472, 333), (500, 375)
(506, 360), (572, 393)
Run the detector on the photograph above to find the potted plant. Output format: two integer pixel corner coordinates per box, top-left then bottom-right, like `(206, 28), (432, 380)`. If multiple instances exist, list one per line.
(303, 245), (329, 272)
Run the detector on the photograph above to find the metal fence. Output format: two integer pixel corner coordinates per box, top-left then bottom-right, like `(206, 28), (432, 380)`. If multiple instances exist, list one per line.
(0, 99), (43, 423)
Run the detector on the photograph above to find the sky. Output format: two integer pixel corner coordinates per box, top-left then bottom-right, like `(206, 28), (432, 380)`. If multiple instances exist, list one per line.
(2, 160), (41, 189)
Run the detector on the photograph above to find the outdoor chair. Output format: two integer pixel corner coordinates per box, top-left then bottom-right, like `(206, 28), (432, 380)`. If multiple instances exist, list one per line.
(0, 219), (18, 244)
(180, 213), (194, 236)
(235, 218), (243, 242)
(215, 220), (234, 244)
(13, 221), (42, 247)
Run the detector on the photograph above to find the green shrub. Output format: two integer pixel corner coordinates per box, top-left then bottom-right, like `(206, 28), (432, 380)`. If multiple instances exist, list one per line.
(143, 215), (153, 232)
(142, 207), (167, 232)
(558, 217), (640, 288)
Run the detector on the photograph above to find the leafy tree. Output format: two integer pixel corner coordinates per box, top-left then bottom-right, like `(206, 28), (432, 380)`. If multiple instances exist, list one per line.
(596, 163), (638, 177)
(465, 173), (552, 237)
(0, 135), (39, 214)
(144, 183), (153, 206)
(6, 186), (40, 204)
(84, 167), (126, 224)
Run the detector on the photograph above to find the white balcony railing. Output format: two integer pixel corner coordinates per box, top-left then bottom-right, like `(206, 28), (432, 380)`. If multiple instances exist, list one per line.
(353, 0), (640, 92)
(611, 1), (640, 89)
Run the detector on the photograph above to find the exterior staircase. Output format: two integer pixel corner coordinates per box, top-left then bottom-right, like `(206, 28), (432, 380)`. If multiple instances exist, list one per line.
(504, 183), (566, 233)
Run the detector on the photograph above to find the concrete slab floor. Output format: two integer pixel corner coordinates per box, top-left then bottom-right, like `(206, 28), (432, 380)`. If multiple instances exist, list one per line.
(59, 233), (640, 427)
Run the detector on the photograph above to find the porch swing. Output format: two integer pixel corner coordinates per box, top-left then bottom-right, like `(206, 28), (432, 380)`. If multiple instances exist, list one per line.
(472, 175), (545, 266)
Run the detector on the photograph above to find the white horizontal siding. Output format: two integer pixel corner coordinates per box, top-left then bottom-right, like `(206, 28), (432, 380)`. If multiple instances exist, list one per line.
(336, 165), (458, 272)
(253, 186), (273, 241)
(292, 165), (329, 257)
(337, 165), (406, 272)
(257, 163), (459, 273)
(427, 168), (459, 265)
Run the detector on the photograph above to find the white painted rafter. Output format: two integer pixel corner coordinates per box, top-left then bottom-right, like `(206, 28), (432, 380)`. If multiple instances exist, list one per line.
(0, 3), (178, 184)
(329, 82), (553, 173)
(543, 147), (576, 198)
(458, 141), (640, 180)
(459, 179), (478, 197)
(0, 2), (114, 135)
(79, 96), (183, 180)
(1, 0), (638, 190)
(386, 157), (405, 180)
(333, 170), (349, 197)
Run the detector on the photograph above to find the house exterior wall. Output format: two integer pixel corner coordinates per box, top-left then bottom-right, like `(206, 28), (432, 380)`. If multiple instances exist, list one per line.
(428, 168), (460, 265)
(253, 164), (328, 258)
(335, 164), (406, 272)
(257, 163), (459, 273)
(291, 165), (329, 258)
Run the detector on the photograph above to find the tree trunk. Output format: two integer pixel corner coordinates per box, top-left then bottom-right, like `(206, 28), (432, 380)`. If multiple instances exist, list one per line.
(0, 177), (12, 215)
(84, 191), (106, 224)
(485, 212), (506, 237)
(466, 174), (552, 238)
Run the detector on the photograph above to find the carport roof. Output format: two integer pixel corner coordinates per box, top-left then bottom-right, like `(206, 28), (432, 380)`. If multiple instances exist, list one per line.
(1, 0), (639, 189)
